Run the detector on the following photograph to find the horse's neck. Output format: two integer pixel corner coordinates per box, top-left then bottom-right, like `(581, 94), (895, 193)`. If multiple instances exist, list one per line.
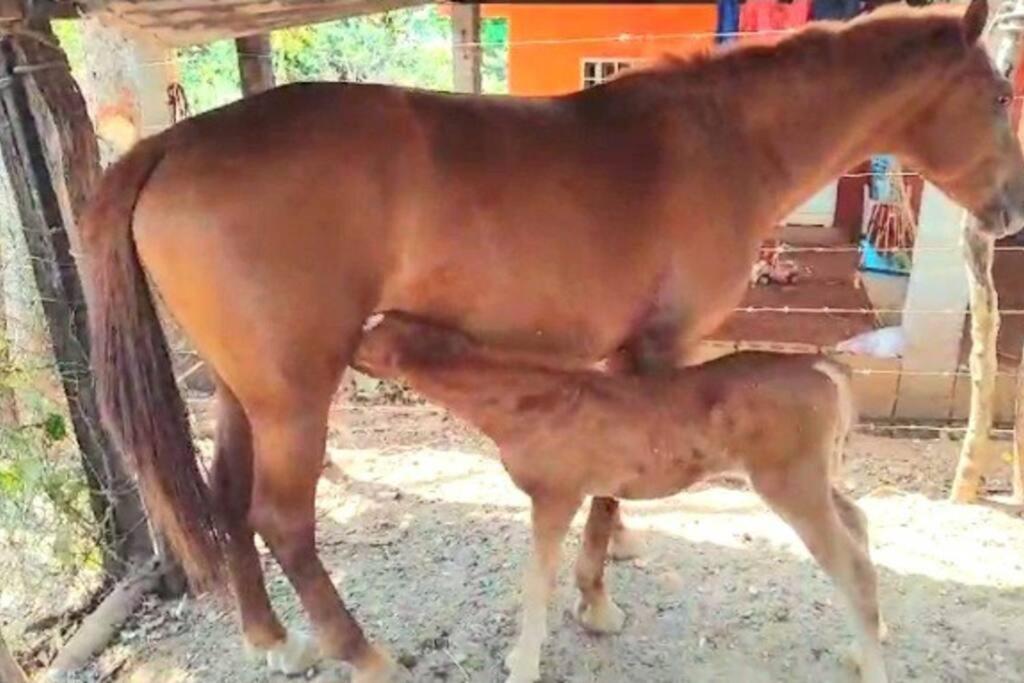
(401, 358), (561, 441)
(732, 62), (922, 225)
(641, 33), (951, 233)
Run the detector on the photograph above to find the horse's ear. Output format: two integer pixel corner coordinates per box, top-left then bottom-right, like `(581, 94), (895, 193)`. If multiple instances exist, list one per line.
(963, 0), (988, 45)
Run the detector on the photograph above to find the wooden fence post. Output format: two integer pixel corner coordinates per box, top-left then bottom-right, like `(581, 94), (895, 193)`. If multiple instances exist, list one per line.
(235, 33), (275, 96)
(0, 23), (155, 576)
(452, 3), (481, 94)
(1014, 343), (1024, 502)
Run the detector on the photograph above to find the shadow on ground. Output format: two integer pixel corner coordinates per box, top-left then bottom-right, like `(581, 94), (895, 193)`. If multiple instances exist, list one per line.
(114, 438), (1024, 683)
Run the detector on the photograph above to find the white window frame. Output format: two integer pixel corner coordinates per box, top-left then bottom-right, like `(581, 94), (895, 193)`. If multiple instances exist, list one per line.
(580, 58), (642, 89)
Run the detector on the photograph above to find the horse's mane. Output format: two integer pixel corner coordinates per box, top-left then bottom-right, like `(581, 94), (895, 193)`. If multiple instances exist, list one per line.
(600, 1), (968, 92)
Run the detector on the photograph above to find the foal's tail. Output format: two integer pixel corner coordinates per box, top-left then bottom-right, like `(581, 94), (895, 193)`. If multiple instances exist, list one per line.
(80, 133), (225, 589)
(812, 358), (857, 478)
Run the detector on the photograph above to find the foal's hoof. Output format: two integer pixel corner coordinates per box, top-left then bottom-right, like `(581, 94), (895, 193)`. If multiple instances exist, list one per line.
(841, 643), (889, 683)
(576, 596), (626, 634)
(504, 646), (540, 683)
(609, 527), (645, 561)
(352, 644), (408, 683)
(266, 630), (320, 675)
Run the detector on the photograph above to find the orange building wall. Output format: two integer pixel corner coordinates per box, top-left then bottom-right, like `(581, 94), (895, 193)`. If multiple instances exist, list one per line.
(484, 4), (718, 96)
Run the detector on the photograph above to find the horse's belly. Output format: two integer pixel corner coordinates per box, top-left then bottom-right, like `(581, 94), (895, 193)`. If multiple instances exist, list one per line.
(379, 264), (642, 362)
(377, 226), (758, 363)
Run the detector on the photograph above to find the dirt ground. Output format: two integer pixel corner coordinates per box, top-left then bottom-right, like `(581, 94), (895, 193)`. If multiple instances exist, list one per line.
(73, 402), (1024, 683)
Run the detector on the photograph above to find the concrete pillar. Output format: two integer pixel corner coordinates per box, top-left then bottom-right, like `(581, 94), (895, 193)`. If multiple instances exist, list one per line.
(452, 3), (482, 94)
(893, 184), (970, 419)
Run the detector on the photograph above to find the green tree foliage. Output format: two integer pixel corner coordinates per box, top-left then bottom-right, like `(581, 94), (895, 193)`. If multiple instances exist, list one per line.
(0, 348), (94, 574)
(54, 8), (508, 115)
(179, 7), (508, 114)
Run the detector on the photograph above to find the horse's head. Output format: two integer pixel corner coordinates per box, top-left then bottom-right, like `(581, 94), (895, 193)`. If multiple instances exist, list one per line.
(353, 311), (472, 379)
(898, 0), (1024, 238)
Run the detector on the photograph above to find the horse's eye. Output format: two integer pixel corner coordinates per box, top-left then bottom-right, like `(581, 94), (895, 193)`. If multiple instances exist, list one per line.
(997, 94), (1013, 107)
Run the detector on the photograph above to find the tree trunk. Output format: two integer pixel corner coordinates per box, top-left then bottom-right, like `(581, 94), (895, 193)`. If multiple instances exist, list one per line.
(950, 0), (1024, 502)
(0, 23), (155, 575)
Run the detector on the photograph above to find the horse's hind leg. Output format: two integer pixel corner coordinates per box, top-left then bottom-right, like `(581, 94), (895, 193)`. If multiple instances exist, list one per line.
(210, 384), (318, 674)
(248, 395), (399, 683)
(751, 463), (887, 683)
(574, 497), (626, 633)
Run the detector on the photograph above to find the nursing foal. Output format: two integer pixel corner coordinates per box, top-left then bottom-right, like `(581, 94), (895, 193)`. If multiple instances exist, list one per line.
(354, 312), (886, 683)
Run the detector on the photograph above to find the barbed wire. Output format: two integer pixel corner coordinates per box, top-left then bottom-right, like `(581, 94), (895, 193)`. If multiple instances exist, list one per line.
(176, 27), (799, 68)
(734, 305), (1024, 315)
(6, 15), (1023, 453)
(332, 400), (1019, 435)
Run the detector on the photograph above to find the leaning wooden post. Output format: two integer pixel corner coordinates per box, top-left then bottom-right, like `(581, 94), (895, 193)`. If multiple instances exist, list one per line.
(235, 33), (275, 96)
(0, 629), (28, 683)
(952, 228), (1001, 502)
(951, 0), (1024, 503)
(1013, 343), (1024, 502)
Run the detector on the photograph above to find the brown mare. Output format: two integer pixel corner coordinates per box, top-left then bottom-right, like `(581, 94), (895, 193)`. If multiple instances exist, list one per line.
(353, 312), (882, 683)
(80, 0), (1024, 680)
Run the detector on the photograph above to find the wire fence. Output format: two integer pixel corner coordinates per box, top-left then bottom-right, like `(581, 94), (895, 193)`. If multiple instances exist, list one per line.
(2, 3), (1023, 665)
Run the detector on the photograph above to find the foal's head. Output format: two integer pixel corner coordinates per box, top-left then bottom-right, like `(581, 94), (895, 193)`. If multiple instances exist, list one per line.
(354, 312), (473, 379)
(893, 0), (1024, 238)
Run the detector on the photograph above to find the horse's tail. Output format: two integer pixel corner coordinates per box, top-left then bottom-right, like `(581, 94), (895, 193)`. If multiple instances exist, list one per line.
(80, 133), (225, 589)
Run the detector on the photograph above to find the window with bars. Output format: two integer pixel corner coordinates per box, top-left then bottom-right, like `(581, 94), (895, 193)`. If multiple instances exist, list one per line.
(581, 60), (637, 88)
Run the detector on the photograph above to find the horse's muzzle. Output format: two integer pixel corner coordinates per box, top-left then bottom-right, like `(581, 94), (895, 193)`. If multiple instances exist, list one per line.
(977, 188), (1024, 239)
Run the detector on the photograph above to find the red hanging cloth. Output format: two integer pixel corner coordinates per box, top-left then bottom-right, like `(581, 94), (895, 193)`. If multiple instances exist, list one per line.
(740, 0), (812, 36)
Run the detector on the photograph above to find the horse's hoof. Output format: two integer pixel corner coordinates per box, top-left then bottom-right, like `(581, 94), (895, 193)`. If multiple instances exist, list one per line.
(609, 527), (645, 561)
(576, 595), (626, 634)
(504, 646), (540, 683)
(352, 644), (407, 683)
(266, 630), (320, 675)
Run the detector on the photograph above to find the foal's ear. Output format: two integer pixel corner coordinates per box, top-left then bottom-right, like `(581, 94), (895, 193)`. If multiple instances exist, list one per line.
(963, 0), (987, 45)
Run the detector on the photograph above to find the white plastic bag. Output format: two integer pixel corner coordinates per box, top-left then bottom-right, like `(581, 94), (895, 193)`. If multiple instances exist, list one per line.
(835, 326), (905, 358)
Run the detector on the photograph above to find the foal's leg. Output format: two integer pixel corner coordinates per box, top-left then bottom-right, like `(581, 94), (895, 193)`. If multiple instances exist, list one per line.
(751, 466), (887, 683)
(249, 398), (399, 683)
(604, 323), (690, 561)
(831, 489), (889, 642)
(574, 497), (626, 633)
(210, 385), (318, 674)
(608, 507), (645, 560)
(505, 494), (581, 683)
